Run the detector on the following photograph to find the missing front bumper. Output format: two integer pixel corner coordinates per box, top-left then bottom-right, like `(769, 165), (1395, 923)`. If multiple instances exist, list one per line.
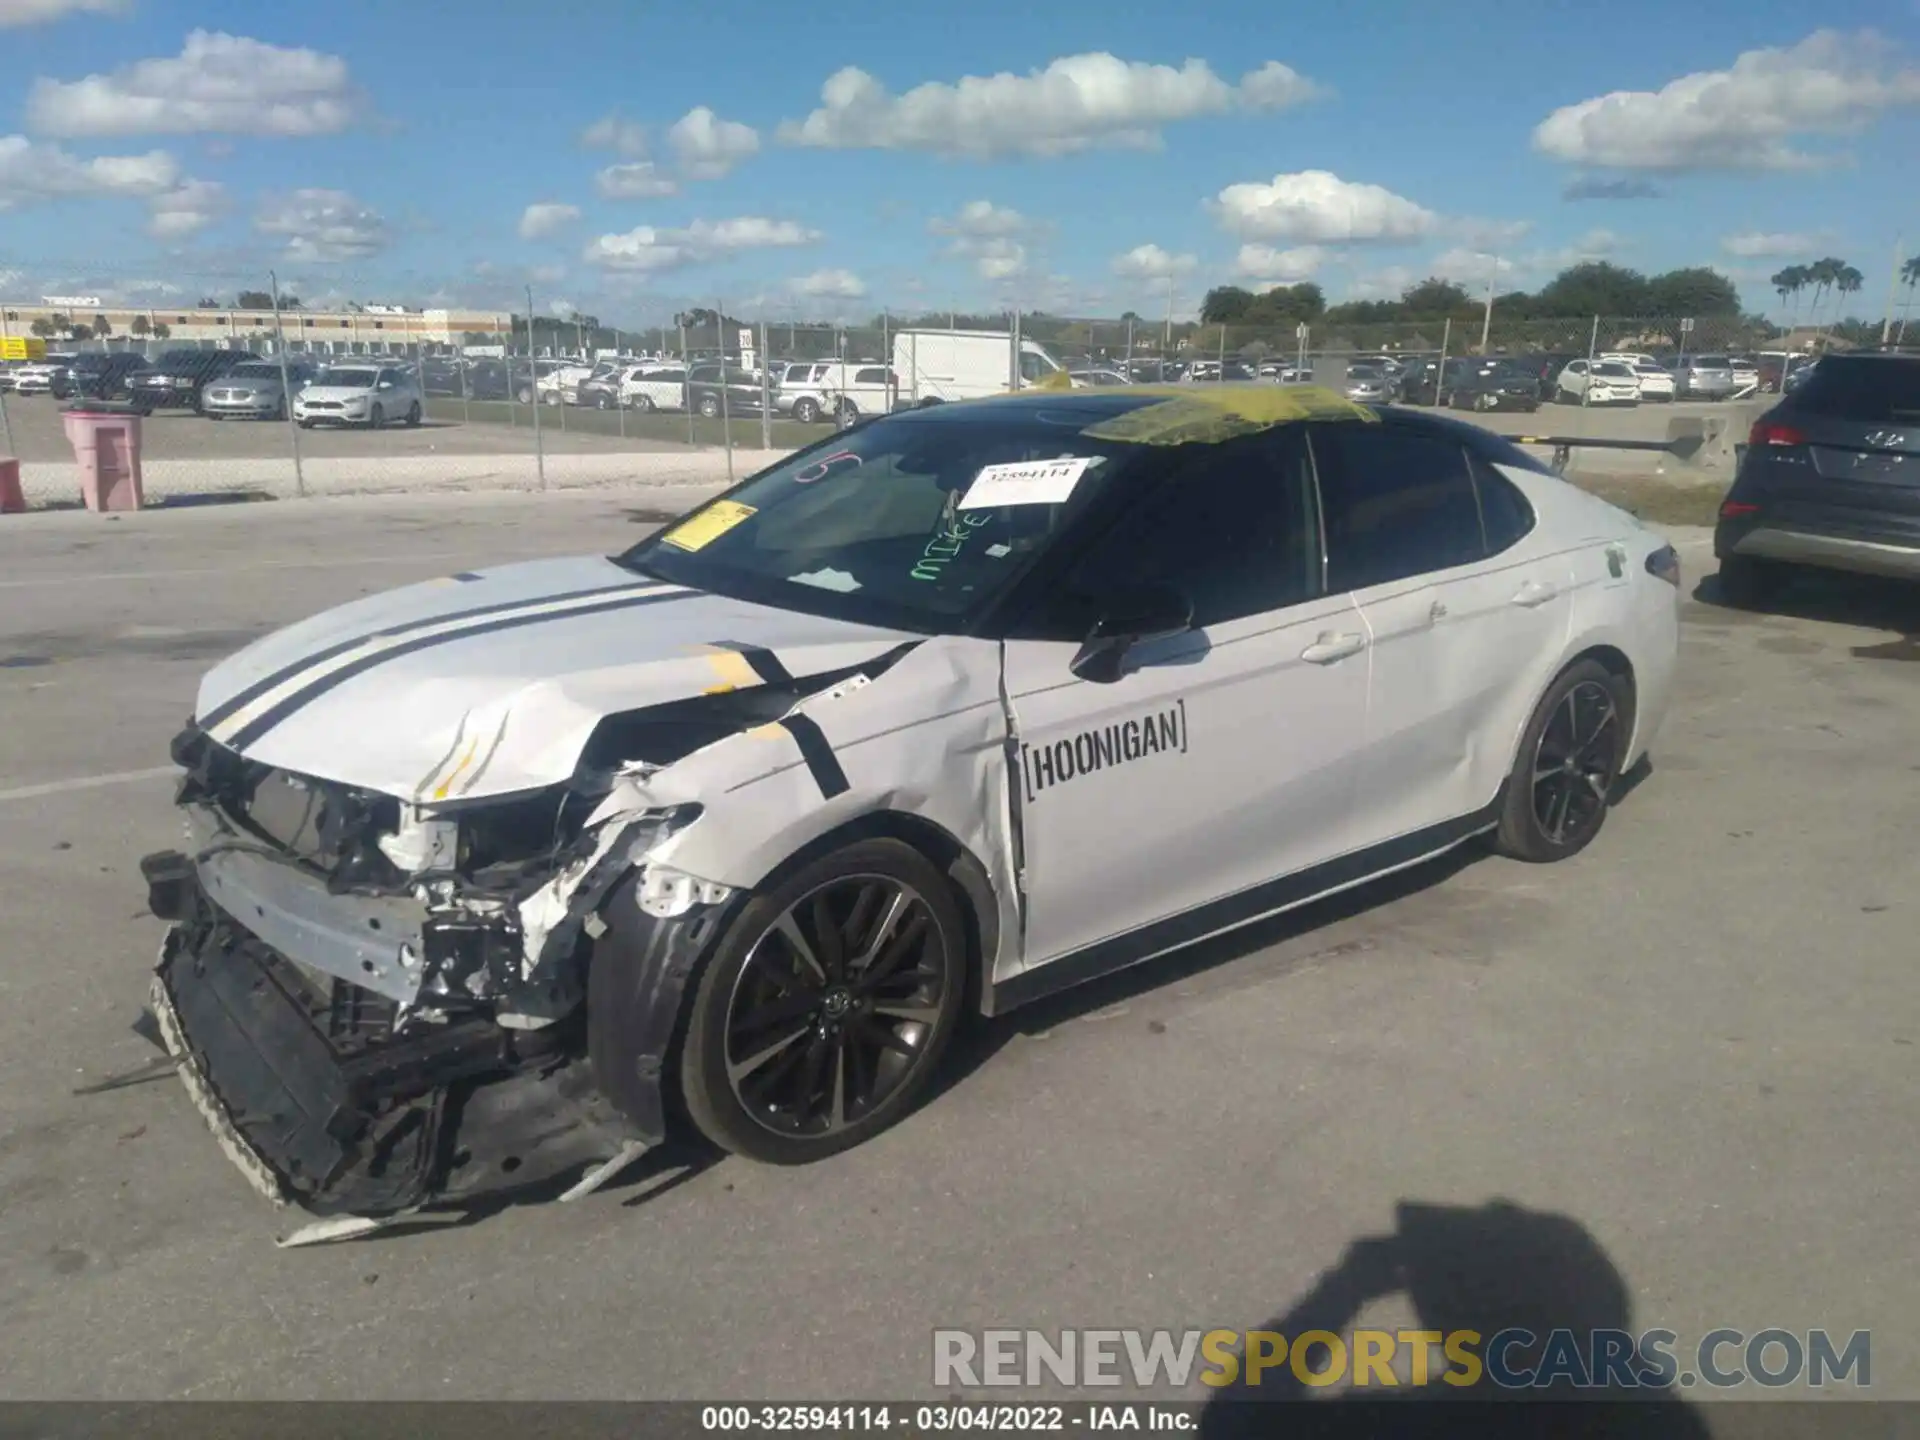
(151, 873), (647, 1220)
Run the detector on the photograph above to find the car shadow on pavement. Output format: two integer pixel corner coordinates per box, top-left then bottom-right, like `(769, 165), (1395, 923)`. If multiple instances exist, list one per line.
(1692, 571), (1920, 641)
(1195, 1197), (1710, 1437)
(932, 844), (1487, 1105)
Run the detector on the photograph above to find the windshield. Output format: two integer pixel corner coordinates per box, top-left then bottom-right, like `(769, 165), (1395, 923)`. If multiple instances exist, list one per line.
(619, 406), (1151, 632)
(229, 363), (282, 379)
(1594, 362), (1635, 377)
(1693, 355), (1730, 368)
(316, 368), (377, 387)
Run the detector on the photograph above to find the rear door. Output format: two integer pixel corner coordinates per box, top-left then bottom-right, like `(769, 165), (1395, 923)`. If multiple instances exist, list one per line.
(1312, 421), (1572, 840)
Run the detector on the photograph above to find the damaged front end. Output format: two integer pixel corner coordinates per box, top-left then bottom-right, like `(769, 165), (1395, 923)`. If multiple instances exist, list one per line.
(142, 701), (762, 1229)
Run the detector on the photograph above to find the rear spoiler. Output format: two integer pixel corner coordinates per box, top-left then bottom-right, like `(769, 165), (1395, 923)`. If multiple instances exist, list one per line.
(1506, 423), (1726, 476)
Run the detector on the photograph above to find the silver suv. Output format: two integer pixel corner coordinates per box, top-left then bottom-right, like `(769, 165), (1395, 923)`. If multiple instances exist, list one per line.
(1674, 354), (1736, 400)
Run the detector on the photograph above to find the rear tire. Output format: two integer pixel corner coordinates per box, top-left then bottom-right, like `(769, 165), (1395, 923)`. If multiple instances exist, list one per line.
(697, 394), (721, 419)
(632, 394), (655, 413)
(404, 401), (421, 427)
(793, 397), (820, 424)
(676, 838), (968, 1164)
(1714, 554), (1790, 609)
(1492, 659), (1629, 864)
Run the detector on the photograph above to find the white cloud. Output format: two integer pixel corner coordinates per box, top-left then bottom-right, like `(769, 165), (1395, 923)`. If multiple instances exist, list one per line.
(1235, 243), (1329, 282)
(255, 188), (391, 262)
(1342, 265), (1419, 302)
(971, 237), (1027, 281)
(27, 30), (360, 138)
(595, 161), (677, 199)
(518, 202), (580, 240)
(0, 134), (178, 209)
(583, 215), (821, 272)
(928, 199), (1027, 238)
(1111, 243), (1197, 282)
(668, 105), (759, 179)
(1451, 216), (1534, 248)
(777, 52), (1322, 158)
(791, 268), (867, 299)
(1213, 170), (1438, 243)
(1533, 29), (1920, 171)
(1721, 229), (1830, 257)
(581, 114), (647, 155)
(1429, 248), (1517, 285)
(1562, 175), (1664, 200)
(0, 0), (125, 25)
(146, 177), (224, 239)
(549, 298), (576, 318)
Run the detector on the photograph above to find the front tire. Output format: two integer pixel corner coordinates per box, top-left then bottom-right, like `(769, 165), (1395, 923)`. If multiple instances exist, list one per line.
(678, 838), (968, 1164)
(697, 394), (721, 419)
(368, 403), (385, 430)
(631, 393), (655, 413)
(1492, 659), (1629, 864)
(405, 400), (422, 427)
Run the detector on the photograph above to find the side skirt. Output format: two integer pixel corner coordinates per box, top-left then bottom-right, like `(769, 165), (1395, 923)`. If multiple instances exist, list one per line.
(986, 795), (1502, 1015)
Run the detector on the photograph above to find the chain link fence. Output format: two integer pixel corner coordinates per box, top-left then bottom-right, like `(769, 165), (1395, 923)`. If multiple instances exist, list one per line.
(0, 266), (1808, 508)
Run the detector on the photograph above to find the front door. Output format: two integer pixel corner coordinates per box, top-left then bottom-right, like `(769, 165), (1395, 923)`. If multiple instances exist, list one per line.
(1000, 429), (1371, 984)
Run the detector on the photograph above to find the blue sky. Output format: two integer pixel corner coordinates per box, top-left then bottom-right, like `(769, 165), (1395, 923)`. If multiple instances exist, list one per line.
(2, 0), (1917, 323)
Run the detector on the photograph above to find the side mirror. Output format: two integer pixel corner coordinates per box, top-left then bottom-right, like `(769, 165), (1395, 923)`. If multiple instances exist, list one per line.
(1069, 583), (1194, 684)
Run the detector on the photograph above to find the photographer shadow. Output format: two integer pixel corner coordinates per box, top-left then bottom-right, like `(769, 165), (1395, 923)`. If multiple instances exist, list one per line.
(1198, 1198), (1710, 1439)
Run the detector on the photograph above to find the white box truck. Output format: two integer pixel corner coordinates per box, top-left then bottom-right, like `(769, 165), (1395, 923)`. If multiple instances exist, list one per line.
(892, 329), (1067, 403)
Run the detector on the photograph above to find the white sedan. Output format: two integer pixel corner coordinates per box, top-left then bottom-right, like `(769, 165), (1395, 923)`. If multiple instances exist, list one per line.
(142, 387), (1680, 1228)
(292, 363), (424, 429)
(1556, 359), (1642, 406)
(1630, 364), (1675, 402)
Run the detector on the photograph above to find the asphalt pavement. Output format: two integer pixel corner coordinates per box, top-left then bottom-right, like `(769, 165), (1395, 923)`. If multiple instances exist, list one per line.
(0, 489), (1914, 1401)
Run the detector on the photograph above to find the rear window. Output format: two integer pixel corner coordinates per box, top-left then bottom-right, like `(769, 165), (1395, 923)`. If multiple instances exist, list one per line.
(1789, 358), (1920, 423)
(1693, 355), (1730, 367)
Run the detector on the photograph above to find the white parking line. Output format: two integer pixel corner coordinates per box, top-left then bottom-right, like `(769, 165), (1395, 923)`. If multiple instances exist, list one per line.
(0, 551), (482, 590)
(0, 766), (176, 803)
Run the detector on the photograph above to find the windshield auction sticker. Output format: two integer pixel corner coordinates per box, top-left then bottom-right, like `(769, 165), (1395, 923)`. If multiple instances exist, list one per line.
(958, 457), (1094, 510)
(662, 500), (756, 551)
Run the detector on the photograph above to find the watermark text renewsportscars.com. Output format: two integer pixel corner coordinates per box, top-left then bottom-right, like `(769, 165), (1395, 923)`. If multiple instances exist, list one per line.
(933, 1328), (1871, 1391)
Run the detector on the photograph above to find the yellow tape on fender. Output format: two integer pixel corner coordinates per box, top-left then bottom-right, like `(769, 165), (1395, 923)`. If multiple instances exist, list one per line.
(1078, 384), (1378, 446)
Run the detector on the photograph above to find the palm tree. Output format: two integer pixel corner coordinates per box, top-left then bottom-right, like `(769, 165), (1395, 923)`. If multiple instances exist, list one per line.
(1897, 254), (1920, 344)
(1773, 264), (1812, 333)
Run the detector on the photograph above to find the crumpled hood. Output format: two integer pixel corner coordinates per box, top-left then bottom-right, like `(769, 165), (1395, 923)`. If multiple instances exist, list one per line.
(193, 555), (919, 802)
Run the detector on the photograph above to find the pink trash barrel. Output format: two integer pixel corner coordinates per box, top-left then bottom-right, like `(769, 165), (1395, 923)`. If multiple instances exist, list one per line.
(0, 457), (22, 514)
(64, 408), (145, 512)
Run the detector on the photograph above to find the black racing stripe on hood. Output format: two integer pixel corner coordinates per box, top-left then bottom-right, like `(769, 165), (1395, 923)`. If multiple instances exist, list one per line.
(196, 577), (671, 732)
(223, 587), (699, 752)
(708, 639), (793, 685)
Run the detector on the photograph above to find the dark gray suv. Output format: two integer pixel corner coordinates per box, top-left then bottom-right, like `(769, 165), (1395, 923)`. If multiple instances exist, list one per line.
(1712, 353), (1920, 604)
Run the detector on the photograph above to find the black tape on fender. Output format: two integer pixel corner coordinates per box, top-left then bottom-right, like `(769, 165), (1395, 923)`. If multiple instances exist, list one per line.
(777, 713), (850, 799)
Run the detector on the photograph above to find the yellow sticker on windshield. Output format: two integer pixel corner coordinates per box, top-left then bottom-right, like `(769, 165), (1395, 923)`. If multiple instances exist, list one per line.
(661, 499), (756, 551)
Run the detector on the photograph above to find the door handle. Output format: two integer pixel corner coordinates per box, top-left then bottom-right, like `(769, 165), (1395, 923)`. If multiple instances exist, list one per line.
(1301, 631), (1366, 664)
(1511, 580), (1559, 608)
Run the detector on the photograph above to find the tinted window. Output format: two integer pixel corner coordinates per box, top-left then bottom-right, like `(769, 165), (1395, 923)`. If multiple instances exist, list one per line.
(1789, 358), (1920, 423)
(1693, 355), (1730, 367)
(1032, 431), (1319, 635)
(1470, 458), (1537, 553)
(1315, 426), (1484, 591)
(854, 367), (889, 385)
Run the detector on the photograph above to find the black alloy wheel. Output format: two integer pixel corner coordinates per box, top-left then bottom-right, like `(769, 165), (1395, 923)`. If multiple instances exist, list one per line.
(678, 839), (966, 1162)
(1493, 660), (1629, 862)
(1530, 681), (1619, 846)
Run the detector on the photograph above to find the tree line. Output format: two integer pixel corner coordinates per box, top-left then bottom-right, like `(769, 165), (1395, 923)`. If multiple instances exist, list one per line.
(1198, 262), (1753, 329)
